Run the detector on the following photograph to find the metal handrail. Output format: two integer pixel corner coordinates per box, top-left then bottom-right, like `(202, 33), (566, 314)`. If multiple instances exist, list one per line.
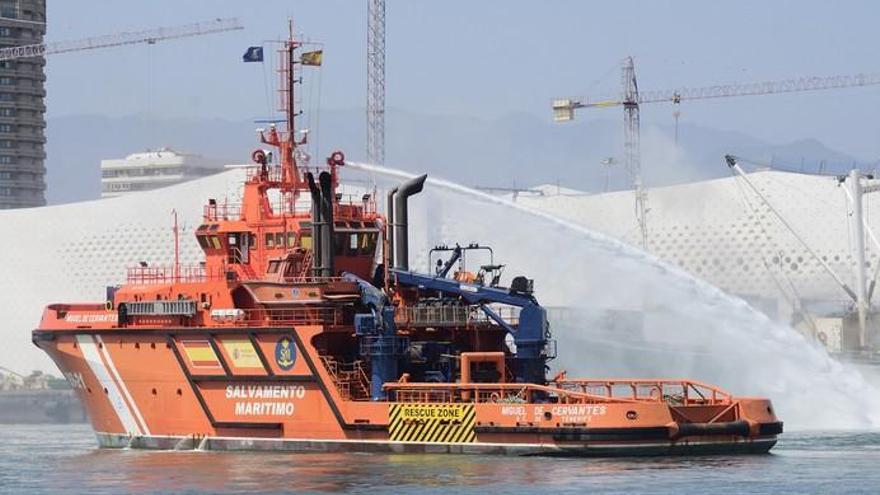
(209, 307), (344, 327)
(554, 379), (733, 405)
(383, 379), (734, 406)
(383, 381), (639, 405)
(394, 304), (521, 328)
(125, 265), (224, 284)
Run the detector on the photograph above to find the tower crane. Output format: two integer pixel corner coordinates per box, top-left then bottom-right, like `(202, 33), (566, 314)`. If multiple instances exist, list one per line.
(553, 62), (880, 250)
(367, 0), (386, 167)
(0, 17), (243, 61)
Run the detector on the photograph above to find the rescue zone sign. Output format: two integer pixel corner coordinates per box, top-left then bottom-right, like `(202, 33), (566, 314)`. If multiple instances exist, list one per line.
(389, 403), (476, 443)
(396, 404), (467, 420)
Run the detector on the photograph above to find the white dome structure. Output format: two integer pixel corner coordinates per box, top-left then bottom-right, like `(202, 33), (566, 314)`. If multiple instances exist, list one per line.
(1, 169), (247, 373)
(514, 170), (880, 317)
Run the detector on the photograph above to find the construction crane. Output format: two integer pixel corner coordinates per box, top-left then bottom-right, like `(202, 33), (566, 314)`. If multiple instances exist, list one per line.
(553, 62), (880, 250)
(0, 17), (242, 61)
(367, 0), (386, 167)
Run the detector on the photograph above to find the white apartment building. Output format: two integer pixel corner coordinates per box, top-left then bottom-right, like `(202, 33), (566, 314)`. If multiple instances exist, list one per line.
(100, 148), (222, 198)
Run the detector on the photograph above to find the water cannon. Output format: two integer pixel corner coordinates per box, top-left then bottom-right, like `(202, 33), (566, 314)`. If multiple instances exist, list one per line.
(328, 150), (346, 167)
(510, 276), (534, 296)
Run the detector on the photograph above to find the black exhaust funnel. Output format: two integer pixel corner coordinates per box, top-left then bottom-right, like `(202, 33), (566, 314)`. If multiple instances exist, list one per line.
(306, 172), (323, 277)
(385, 186), (398, 270)
(319, 171), (335, 277)
(393, 174), (427, 271)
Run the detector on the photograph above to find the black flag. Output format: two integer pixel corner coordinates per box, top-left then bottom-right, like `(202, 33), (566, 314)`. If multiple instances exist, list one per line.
(242, 46), (263, 62)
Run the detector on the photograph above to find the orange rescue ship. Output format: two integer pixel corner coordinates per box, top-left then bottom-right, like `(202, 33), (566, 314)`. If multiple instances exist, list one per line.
(33, 27), (781, 456)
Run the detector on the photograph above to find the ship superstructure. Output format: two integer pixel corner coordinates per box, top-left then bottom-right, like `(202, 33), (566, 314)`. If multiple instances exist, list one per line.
(32, 26), (781, 456)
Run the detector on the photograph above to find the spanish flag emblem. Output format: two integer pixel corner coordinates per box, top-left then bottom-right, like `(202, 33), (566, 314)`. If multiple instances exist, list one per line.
(301, 50), (323, 66)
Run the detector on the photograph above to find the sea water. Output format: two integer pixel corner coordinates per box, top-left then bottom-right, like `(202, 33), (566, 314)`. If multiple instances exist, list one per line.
(1, 424), (878, 494)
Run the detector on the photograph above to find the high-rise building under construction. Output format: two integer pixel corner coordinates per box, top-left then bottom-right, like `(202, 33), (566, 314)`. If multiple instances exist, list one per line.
(0, 0), (45, 209)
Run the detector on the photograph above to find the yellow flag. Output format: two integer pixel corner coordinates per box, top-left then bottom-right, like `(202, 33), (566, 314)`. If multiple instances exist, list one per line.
(301, 50), (323, 66)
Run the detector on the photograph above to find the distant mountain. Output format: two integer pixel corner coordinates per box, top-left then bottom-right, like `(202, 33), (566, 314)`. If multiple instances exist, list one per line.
(44, 110), (870, 204)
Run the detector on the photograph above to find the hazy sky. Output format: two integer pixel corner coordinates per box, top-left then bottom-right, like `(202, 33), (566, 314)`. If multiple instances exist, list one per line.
(44, 0), (880, 158)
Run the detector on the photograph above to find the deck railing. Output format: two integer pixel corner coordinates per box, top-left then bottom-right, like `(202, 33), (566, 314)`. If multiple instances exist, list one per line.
(383, 381), (638, 405)
(383, 379), (733, 406)
(208, 307), (345, 327)
(554, 379), (733, 406)
(394, 304), (520, 328)
(125, 265), (225, 285)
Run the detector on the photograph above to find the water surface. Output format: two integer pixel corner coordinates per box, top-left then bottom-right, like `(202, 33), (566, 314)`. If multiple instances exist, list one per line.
(1, 424), (877, 494)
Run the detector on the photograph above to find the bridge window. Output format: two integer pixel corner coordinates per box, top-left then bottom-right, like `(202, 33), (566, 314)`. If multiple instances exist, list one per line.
(360, 232), (377, 252)
(300, 232), (312, 250)
(268, 260), (281, 273)
(209, 236), (221, 250)
(196, 235), (210, 249)
(287, 232), (296, 248)
(265, 233), (275, 248)
(334, 234), (346, 255)
(275, 233), (285, 248)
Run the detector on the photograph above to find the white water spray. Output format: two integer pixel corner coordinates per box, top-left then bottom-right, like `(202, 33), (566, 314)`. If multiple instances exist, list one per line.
(348, 161), (880, 430)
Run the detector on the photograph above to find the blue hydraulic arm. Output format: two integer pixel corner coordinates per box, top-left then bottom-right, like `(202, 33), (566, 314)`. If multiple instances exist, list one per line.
(343, 272), (406, 400)
(392, 269), (550, 385)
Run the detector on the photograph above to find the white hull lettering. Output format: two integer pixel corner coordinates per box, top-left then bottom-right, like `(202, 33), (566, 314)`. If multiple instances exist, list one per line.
(225, 384), (306, 400)
(234, 401), (295, 416)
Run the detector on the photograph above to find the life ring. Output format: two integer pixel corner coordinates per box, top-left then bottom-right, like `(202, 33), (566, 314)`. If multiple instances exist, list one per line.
(105, 300), (113, 311)
(251, 149), (267, 165)
(489, 392), (501, 402)
(818, 332), (828, 345)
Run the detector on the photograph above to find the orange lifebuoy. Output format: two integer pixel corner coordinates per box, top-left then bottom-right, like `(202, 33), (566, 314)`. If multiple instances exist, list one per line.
(489, 392), (501, 402)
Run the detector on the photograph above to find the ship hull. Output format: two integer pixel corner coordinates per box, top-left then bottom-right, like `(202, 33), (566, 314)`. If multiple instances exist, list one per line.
(94, 431), (777, 457)
(33, 325), (781, 458)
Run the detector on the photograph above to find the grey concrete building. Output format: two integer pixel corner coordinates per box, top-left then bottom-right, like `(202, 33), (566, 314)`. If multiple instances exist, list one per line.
(0, 0), (45, 209)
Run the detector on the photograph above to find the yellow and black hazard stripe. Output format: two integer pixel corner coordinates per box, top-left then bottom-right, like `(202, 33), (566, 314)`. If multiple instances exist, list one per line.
(388, 403), (476, 443)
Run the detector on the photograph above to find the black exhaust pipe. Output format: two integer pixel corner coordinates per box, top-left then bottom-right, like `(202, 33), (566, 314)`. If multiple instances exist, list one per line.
(306, 172), (323, 277)
(385, 186), (398, 270)
(319, 171), (335, 277)
(393, 174), (427, 271)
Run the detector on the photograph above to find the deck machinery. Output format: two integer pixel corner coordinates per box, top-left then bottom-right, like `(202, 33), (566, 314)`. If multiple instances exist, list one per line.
(32, 25), (781, 456)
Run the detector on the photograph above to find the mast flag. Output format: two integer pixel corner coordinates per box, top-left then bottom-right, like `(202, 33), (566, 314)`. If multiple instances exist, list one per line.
(242, 46), (263, 62)
(301, 50), (323, 66)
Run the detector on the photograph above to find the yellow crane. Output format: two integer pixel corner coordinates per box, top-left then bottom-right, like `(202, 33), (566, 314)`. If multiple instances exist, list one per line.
(553, 60), (880, 249)
(0, 17), (242, 61)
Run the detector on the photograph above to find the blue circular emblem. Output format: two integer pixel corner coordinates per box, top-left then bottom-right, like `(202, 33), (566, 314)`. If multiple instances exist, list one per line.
(275, 336), (296, 371)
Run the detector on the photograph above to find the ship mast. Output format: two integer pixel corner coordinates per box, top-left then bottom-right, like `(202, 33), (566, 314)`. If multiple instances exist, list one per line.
(282, 19), (298, 193)
(259, 19), (306, 204)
